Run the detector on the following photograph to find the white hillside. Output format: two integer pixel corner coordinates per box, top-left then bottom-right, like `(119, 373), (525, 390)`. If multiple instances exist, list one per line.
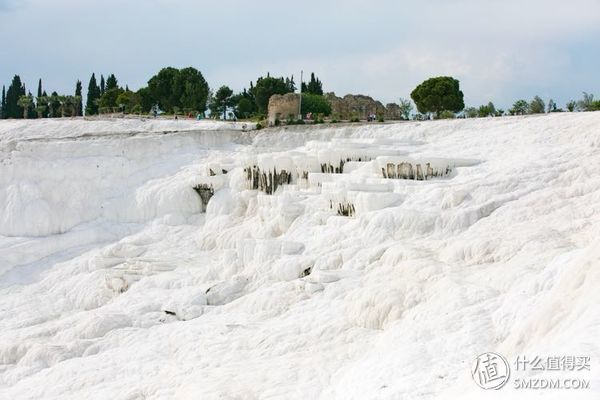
(0, 113), (599, 399)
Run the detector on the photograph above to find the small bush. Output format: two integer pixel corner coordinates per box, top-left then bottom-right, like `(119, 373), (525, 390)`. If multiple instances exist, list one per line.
(330, 119), (339, 123)
(274, 118), (281, 126)
(256, 122), (263, 130)
(438, 110), (455, 119)
(350, 117), (360, 123)
(377, 116), (385, 123)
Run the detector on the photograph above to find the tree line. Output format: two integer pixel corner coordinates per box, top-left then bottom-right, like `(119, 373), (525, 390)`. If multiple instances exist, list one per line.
(0, 69), (329, 120)
(2, 70), (598, 121)
(409, 76), (600, 120)
(0, 76), (83, 119)
(461, 93), (600, 119)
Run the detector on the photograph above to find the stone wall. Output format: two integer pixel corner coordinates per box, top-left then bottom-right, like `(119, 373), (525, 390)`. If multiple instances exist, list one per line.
(324, 93), (402, 120)
(268, 93), (300, 125)
(268, 92), (403, 124)
(385, 103), (402, 120)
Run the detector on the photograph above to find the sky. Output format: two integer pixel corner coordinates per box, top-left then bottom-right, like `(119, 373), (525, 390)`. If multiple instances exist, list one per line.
(1, 0), (599, 109)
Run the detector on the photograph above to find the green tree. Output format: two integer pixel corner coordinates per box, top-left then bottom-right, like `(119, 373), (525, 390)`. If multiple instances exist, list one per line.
(115, 90), (140, 113)
(17, 95), (33, 119)
(100, 75), (105, 95)
(27, 92), (37, 119)
(463, 107), (477, 118)
(5, 75), (26, 118)
(136, 87), (154, 113)
(477, 102), (496, 117)
(62, 96), (73, 117)
(106, 74), (118, 91)
(209, 85), (234, 119)
(231, 88), (256, 118)
(35, 96), (48, 118)
(547, 99), (557, 113)
(235, 97), (254, 119)
(99, 87), (125, 111)
(529, 96), (545, 114)
(178, 67), (210, 112)
(438, 110), (455, 119)
(147, 67), (209, 113)
(37, 79), (43, 99)
(41, 90), (49, 117)
(398, 98), (413, 120)
(301, 94), (331, 116)
(578, 92), (595, 111)
(410, 76), (464, 117)
(509, 100), (529, 115)
(48, 92), (61, 117)
(250, 75), (293, 114)
(301, 73), (323, 95)
(75, 80), (83, 116)
(566, 100), (576, 112)
(56, 95), (67, 117)
(285, 76), (296, 92)
(148, 67), (178, 111)
(1, 86), (5, 119)
(86, 73), (101, 115)
(589, 100), (600, 111)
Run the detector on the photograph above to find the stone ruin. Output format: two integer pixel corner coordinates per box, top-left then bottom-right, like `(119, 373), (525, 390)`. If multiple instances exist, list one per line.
(268, 93), (300, 126)
(267, 92), (404, 125)
(324, 93), (403, 120)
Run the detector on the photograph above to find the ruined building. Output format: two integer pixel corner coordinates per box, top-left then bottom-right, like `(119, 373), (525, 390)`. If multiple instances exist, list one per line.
(267, 92), (402, 125)
(268, 93), (300, 125)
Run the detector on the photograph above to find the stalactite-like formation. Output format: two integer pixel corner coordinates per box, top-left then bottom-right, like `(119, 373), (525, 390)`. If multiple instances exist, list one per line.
(193, 184), (214, 211)
(244, 166), (293, 194)
(321, 159), (345, 174)
(381, 161), (451, 180)
(330, 200), (355, 217)
(319, 156), (373, 174)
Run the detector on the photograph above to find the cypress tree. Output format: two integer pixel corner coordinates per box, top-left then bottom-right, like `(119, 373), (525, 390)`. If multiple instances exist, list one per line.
(86, 73), (100, 115)
(75, 80), (83, 116)
(49, 91), (61, 118)
(6, 75), (26, 118)
(37, 79), (43, 99)
(100, 75), (105, 95)
(27, 91), (37, 119)
(106, 74), (118, 91)
(1, 86), (5, 119)
(302, 73), (323, 95)
(42, 90), (49, 118)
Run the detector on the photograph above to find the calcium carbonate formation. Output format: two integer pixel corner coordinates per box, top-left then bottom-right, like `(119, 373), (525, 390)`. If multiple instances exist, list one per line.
(234, 139), (478, 217)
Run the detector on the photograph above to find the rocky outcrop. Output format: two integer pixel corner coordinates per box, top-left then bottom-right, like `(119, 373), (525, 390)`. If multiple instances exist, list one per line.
(268, 93), (300, 125)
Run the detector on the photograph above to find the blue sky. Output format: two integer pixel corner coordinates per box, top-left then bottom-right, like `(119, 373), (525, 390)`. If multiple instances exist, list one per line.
(1, 0), (599, 109)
